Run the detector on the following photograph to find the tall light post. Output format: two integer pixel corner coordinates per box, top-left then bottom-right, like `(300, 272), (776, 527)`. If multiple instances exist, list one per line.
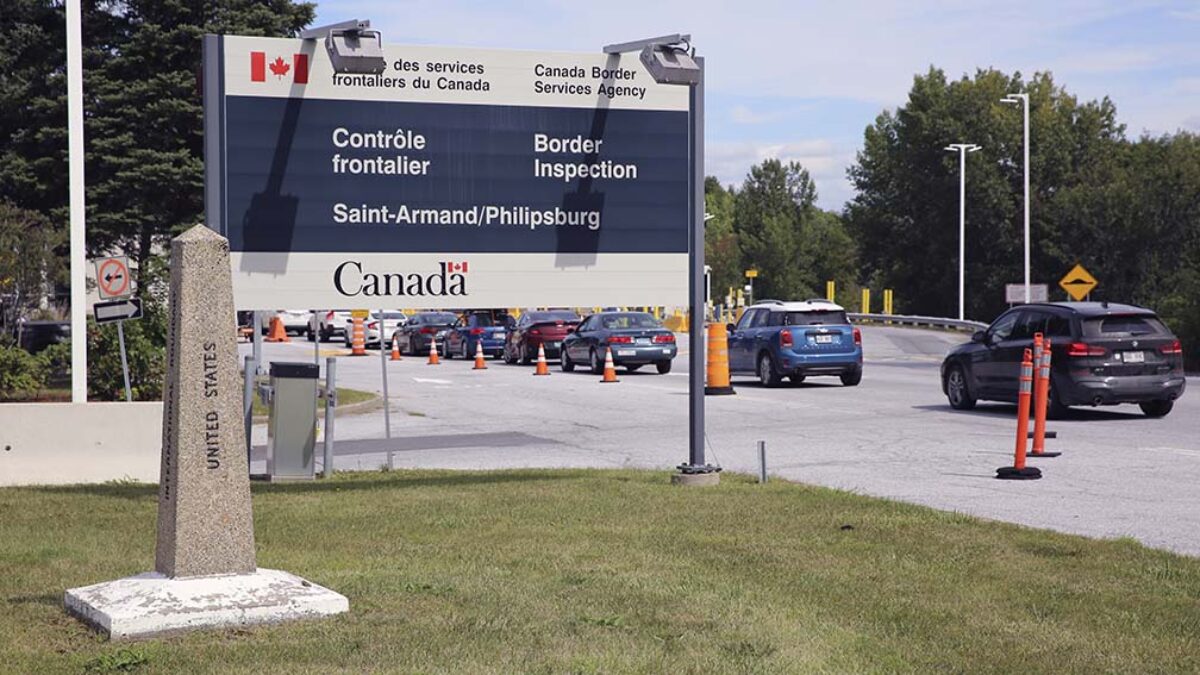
(1001, 92), (1030, 303)
(944, 143), (980, 321)
(604, 35), (716, 482)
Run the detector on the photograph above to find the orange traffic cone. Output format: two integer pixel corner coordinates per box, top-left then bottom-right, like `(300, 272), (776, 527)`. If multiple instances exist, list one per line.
(427, 337), (440, 365)
(533, 342), (550, 376)
(266, 316), (290, 342)
(390, 334), (402, 361)
(350, 317), (366, 356)
(473, 339), (488, 370)
(599, 346), (619, 383)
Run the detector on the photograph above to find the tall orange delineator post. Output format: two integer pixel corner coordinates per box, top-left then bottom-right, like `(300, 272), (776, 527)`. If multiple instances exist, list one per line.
(1030, 334), (1061, 457)
(997, 348), (1041, 479)
(349, 317), (366, 356)
(704, 323), (735, 395)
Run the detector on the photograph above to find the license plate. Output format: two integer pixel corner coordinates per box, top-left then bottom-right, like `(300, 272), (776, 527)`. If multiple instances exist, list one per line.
(815, 334), (834, 344)
(617, 349), (635, 356)
(1124, 350), (1145, 363)
(494, 332), (505, 338)
(636, 337), (651, 344)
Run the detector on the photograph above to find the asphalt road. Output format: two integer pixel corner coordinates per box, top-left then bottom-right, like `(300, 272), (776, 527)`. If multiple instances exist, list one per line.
(241, 325), (1200, 556)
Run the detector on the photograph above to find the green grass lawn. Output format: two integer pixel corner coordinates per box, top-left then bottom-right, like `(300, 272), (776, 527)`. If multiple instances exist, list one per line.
(249, 384), (375, 418)
(2, 470), (1199, 673)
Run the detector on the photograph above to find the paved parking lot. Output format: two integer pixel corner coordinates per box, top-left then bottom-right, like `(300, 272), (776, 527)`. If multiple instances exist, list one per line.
(241, 325), (1200, 556)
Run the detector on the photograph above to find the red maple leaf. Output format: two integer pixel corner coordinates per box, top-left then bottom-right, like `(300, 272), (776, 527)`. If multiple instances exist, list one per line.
(269, 56), (290, 79)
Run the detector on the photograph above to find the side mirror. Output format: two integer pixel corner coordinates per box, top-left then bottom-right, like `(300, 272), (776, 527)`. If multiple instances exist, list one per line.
(971, 330), (986, 343)
(726, 323), (736, 334)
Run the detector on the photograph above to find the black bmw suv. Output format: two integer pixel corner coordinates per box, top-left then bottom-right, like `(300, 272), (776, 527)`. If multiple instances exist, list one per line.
(941, 302), (1186, 418)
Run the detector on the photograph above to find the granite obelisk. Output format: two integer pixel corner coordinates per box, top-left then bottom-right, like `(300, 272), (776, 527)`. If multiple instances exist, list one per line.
(65, 225), (347, 639)
(156, 225), (256, 577)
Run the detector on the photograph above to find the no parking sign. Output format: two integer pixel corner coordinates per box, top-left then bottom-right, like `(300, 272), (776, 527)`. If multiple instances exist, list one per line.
(94, 256), (133, 300)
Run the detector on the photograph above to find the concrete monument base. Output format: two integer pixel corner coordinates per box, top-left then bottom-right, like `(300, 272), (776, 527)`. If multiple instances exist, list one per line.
(64, 568), (348, 640)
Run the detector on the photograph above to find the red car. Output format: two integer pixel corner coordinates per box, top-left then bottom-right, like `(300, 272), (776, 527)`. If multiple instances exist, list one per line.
(504, 310), (581, 364)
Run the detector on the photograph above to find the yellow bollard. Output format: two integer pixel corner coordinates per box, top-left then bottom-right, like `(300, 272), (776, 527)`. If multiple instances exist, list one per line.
(861, 288), (871, 314)
(705, 323), (735, 395)
(826, 280), (836, 302)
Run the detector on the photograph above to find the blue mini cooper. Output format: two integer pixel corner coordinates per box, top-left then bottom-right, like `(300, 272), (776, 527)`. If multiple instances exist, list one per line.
(726, 300), (863, 387)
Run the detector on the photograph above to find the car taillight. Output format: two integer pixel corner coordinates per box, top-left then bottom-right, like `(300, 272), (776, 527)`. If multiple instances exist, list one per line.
(780, 330), (793, 347)
(609, 336), (633, 344)
(654, 334), (675, 344)
(367, 321), (378, 329)
(853, 327), (862, 346)
(1067, 342), (1106, 357)
(530, 329), (541, 336)
(325, 311), (334, 321)
(470, 328), (484, 335)
(1159, 340), (1182, 355)
(420, 327), (434, 334)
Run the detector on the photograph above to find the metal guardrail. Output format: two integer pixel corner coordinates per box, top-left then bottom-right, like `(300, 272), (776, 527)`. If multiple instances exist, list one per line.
(848, 313), (988, 332)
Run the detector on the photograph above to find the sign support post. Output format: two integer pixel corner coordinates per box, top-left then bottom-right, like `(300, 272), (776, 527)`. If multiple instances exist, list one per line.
(379, 309), (393, 470)
(116, 322), (132, 402)
(684, 58), (711, 477)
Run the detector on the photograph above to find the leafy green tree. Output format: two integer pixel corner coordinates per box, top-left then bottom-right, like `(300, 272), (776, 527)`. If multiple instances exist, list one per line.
(846, 68), (1124, 320)
(0, 201), (66, 335)
(86, 0), (316, 289)
(733, 159), (822, 301)
(704, 176), (740, 302)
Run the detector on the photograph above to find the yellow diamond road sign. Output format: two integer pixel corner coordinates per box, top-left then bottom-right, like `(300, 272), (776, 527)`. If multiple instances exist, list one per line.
(1059, 264), (1097, 301)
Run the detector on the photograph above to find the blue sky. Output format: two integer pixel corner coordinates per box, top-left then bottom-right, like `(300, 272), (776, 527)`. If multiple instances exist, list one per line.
(316, 1), (1200, 210)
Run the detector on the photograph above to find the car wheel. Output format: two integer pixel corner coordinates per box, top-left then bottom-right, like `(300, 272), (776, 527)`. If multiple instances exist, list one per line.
(461, 340), (471, 359)
(945, 365), (974, 409)
(305, 328), (315, 342)
(504, 343), (518, 365)
(590, 348), (604, 375)
(757, 353), (782, 387)
(443, 339), (454, 359)
(561, 349), (575, 372)
(840, 367), (863, 387)
(521, 346), (533, 366)
(789, 374), (805, 385)
(655, 360), (672, 375)
(1139, 400), (1174, 417)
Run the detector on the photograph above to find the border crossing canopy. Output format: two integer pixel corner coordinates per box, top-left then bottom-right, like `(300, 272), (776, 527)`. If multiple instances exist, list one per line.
(203, 35), (691, 310)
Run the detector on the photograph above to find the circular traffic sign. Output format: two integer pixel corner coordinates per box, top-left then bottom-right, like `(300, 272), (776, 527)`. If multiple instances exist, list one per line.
(97, 258), (131, 298)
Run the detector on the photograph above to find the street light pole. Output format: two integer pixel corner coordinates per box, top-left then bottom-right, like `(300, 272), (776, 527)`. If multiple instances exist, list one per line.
(1001, 93), (1031, 303)
(944, 143), (980, 321)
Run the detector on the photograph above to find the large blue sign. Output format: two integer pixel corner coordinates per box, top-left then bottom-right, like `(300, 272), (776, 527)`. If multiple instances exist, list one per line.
(205, 36), (692, 309)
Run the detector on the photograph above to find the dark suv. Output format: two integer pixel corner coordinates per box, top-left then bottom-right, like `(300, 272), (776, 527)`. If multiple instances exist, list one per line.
(941, 302), (1186, 417)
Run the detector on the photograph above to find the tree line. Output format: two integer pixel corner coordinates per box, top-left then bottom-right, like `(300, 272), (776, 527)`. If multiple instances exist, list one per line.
(1, 2), (1197, 400)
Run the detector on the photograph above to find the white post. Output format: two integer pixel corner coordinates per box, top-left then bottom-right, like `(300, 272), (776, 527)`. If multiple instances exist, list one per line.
(1022, 94), (1031, 304)
(66, 0), (87, 402)
(959, 148), (966, 321)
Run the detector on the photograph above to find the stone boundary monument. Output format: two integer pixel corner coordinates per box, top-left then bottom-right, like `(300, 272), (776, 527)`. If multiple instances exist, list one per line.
(65, 225), (348, 639)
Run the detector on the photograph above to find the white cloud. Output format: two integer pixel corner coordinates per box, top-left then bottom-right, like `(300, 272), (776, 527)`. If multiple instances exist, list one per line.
(729, 103), (814, 125)
(707, 139), (854, 209)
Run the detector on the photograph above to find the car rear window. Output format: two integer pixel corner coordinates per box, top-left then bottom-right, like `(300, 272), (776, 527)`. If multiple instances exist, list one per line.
(528, 311), (580, 323)
(422, 313), (458, 324)
(599, 313), (661, 329)
(1082, 315), (1168, 337)
(775, 310), (848, 326)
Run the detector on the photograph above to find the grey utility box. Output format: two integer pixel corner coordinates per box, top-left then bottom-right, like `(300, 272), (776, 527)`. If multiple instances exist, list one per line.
(266, 361), (319, 481)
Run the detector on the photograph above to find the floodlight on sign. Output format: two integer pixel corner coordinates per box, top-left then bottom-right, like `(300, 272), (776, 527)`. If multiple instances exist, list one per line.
(299, 19), (386, 75)
(639, 45), (701, 85)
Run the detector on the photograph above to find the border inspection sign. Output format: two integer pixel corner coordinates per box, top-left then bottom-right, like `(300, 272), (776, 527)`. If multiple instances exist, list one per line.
(203, 36), (691, 309)
(94, 256), (132, 300)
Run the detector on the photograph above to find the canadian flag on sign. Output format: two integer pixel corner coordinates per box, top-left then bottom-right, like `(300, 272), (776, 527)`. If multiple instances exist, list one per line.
(446, 262), (469, 274)
(249, 52), (309, 84)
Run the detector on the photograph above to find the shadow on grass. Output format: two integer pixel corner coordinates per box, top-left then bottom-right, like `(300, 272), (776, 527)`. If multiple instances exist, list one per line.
(23, 470), (584, 500)
(4, 592), (60, 609)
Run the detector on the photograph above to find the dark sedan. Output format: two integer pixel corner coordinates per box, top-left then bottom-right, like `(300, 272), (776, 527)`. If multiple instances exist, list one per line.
(561, 311), (677, 374)
(941, 302), (1186, 418)
(392, 311), (458, 356)
(504, 310), (580, 364)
